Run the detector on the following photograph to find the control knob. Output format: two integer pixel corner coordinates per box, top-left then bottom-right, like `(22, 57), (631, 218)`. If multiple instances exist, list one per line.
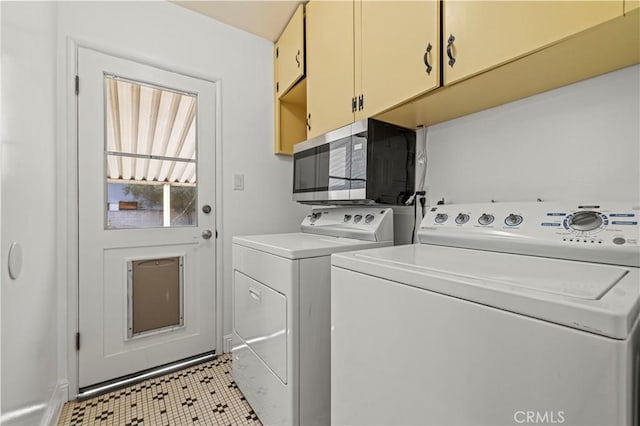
(455, 213), (470, 224)
(309, 211), (321, 223)
(478, 214), (495, 225)
(365, 214), (375, 224)
(568, 211), (603, 232)
(434, 213), (448, 224)
(344, 214), (352, 222)
(504, 214), (523, 227)
(353, 214), (363, 224)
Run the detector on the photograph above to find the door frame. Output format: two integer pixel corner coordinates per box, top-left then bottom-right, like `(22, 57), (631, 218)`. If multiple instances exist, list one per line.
(60, 39), (224, 400)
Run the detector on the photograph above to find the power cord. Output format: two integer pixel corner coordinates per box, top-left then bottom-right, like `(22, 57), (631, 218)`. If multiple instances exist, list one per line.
(410, 191), (427, 244)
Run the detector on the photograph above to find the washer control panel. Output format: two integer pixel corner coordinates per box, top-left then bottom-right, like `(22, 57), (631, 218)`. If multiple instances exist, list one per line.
(419, 202), (640, 266)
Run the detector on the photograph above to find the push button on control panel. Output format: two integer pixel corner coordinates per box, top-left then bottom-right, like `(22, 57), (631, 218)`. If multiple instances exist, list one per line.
(613, 237), (626, 245)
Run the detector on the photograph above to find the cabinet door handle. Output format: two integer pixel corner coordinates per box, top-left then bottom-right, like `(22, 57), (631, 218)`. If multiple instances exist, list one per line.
(249, 287), (261, 301)
(306, 113), (311, 131)
(295, 50), (301, 68)
(446, 34), (456, 67)
(423, 43), (433, 75)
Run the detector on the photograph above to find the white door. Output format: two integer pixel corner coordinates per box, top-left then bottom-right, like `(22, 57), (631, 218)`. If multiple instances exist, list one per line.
(77, 48), (217, 388)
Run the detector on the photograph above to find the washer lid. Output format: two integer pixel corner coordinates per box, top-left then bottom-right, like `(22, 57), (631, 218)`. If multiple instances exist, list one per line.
(232, 233), (391, 259)
(361, 245), (626, 300)
(332, 244), (640, 339)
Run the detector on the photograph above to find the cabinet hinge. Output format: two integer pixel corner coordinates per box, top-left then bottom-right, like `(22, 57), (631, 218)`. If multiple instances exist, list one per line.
(351, 97), (357, 113)
(75, 332), (80, 351)
(215, 230), (218, 239)
(75, 75), (79, 95)
(276, 47), (279, 58)
(358, 95), (364, 111)
(276, 82), (279, 92)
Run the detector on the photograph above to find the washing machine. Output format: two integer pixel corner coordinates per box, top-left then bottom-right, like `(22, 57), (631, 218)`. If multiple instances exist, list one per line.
(232, 206), (394, 425)
(331, 202), (640, 426)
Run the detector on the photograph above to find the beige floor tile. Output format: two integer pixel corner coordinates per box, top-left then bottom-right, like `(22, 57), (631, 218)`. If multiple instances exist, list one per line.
(58, 354), (261, 426)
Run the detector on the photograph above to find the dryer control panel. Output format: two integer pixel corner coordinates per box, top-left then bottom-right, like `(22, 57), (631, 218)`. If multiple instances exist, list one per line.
(419, 202), (640, 267)
(301, 207), (394, 242)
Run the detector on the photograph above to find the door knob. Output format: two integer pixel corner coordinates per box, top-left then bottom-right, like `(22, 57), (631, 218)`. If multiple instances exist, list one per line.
(202, 230), (213, 240)
(202, 204), (212, 214)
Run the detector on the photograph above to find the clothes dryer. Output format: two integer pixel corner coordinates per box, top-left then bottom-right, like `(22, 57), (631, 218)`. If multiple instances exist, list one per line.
(232, 206), (394, 425)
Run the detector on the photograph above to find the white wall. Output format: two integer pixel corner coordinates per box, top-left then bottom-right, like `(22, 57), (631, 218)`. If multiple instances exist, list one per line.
(423, 65), (640, 205)
(55, 0), (308, 391)
(1, 2), (62, 424)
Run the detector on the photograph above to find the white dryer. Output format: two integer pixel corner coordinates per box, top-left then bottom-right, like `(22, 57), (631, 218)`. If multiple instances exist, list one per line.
(331, 202), (640, 426)
(232, 206), (394, 425)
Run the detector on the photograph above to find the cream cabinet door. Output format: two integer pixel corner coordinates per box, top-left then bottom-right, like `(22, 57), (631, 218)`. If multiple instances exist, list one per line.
(356, 0), (440, 120)
(276, 4), (305, 97)
(625, 0), (640, 13)
(306, 0), (354, 138)
(444, 1), (623, 85)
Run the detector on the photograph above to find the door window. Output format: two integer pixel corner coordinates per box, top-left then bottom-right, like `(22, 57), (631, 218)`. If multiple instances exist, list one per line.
(104, 75), (197, 229)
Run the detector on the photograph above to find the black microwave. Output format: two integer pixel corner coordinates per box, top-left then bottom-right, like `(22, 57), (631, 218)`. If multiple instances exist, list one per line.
(292, 118), (415, 205)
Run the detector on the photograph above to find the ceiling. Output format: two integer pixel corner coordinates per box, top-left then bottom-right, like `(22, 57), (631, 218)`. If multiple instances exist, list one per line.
(173, 1), (304, 42)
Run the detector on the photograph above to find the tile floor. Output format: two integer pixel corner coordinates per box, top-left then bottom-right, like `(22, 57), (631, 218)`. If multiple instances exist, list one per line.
(58, 354), (261, 426)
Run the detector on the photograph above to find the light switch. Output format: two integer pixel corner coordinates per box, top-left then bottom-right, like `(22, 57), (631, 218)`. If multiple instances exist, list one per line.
(233, 174), (245, 191)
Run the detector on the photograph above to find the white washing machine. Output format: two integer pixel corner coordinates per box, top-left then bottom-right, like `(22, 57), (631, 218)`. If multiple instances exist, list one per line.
(331, 202), (640, 426)
(232, 206), (394, 425)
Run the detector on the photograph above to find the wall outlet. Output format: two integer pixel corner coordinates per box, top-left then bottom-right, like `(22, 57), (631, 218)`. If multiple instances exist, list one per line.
(233, 173), (244, 191)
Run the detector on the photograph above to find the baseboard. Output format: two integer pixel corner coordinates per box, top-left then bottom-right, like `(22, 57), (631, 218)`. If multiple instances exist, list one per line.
(223, 334), (233, 353)
(0, 381), (67, 426)
(42, 381), (68, 426)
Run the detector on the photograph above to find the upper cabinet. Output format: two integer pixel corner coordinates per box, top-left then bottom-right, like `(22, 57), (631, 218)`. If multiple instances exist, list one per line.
(443, 1), (623, 84)
(625, 0), (640, 12)
(305, 0), (355, 139)
(276, 0), (637, 154)
(378, 2), (637, 129)
(356, 1), (440, 120)
(275, 4), (305, 97)
(305, 0), (440, 138)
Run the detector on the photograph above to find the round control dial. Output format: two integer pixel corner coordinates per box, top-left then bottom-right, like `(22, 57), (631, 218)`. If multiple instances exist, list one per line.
(568, 211), (603, 232)
(504, 214), (523, 227)
(343, 214), (352, 222)
(310, 212), (322, 223)
(434, 213), (449, 223)
(434, 213), (448, 224)
(478, 214), (495, 226)
(353, 214), (363, 224)
(455, 213), (470, 224)
(365, 214), (375, 224)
